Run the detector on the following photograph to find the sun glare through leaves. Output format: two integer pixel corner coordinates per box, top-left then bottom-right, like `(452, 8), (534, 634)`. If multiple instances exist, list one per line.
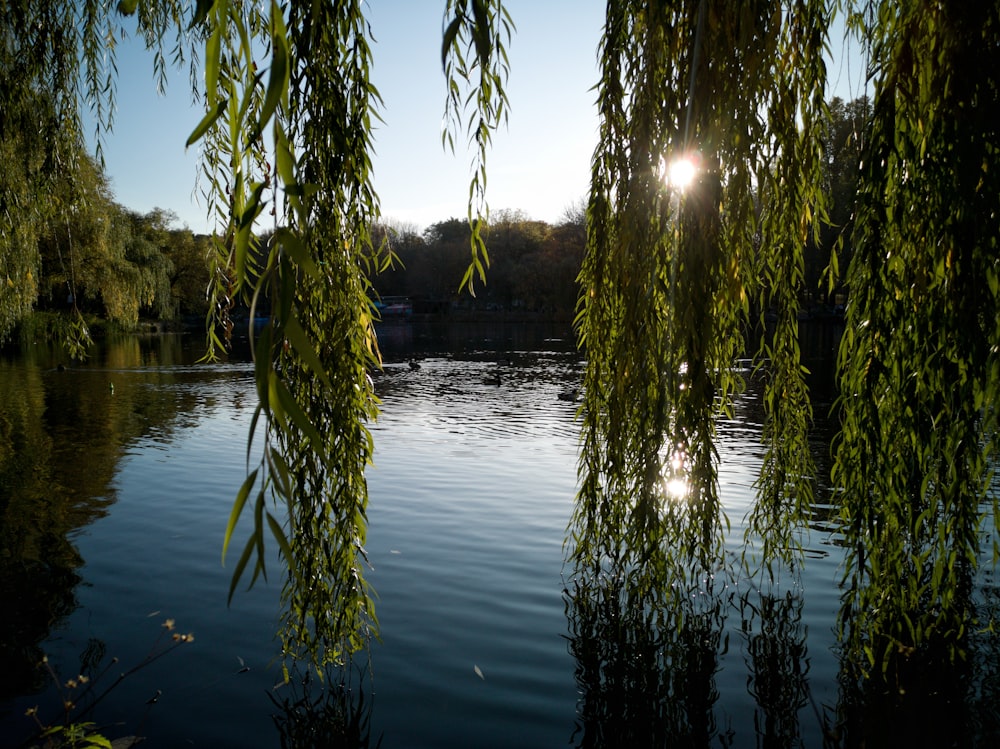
(666, 155), (698, 191)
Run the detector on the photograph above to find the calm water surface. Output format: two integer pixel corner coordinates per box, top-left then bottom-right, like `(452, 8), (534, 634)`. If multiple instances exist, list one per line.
(0, 322), (994, 747)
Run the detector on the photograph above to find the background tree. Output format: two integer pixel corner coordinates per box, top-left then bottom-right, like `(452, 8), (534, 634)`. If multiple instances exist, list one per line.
(369, 211), (584, 318)
(164, 228), (213, 317)
(115, 208), (176, 322)
(368, 219), (422, 300)
(36, 162), (176, 328)
(481, 208), (545, 310)
(1, 0), (194, 346)
(410, 218), (479, 303)
(532, 208), (586, 316)
(37, 154), (112, 313)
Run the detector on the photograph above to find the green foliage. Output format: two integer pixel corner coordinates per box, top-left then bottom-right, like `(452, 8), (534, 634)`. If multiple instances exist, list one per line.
(163, 228), (212, 316)
(834, 0), (1000, 682)
(34, 163), (177, 331)
(570, 0), (829, 588)
(442, 0), (514, 294)
(0, 37), (59, 341)
(482, 209), (548, 310)
(393, 219), (472, 302)
(1, 2), (196, 347)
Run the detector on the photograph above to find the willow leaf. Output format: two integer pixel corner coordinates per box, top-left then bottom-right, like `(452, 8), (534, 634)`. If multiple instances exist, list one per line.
(283, 315), (332, 390)
(269, 372), (324, 455)
(266, 511), (294, 567)
(223, 468), (259, 565)
(186, 99), (228, 147)
(227, 510), (261, 605)
(441, 16), (463, 71)
(251, 4), (288, 141)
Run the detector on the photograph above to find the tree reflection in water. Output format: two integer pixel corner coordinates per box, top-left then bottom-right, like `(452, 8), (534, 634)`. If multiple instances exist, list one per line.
(834, 576), (1000, 748)
(739, 586), (814, 748)
(0, 351), (114, 701)
(0, 336), (229, 709)
(566, 566), (1000, 748)
(268, 663), (380, 749)
(564, 568), (731, 749)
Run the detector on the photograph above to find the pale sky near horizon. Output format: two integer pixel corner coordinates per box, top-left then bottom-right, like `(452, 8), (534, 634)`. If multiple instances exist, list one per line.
(91, 1), (867, 236)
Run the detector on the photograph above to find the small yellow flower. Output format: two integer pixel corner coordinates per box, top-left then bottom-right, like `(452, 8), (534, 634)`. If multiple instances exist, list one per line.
(24, 706), (37, 718)
(78, 675), (89, 684)
(163, 618), (176, 631)
(65, 678), (78, 689)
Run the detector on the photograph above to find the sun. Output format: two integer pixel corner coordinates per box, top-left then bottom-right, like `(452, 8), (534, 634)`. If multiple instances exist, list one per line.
(667, 156), (698, 191)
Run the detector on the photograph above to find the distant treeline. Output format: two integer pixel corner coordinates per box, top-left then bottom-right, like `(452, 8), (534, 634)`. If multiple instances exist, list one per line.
(368, 208), (586, 319)
(4, 96), (869, 342)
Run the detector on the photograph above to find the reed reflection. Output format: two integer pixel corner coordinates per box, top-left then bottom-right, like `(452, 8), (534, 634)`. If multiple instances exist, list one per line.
(564, 567), (729, 748)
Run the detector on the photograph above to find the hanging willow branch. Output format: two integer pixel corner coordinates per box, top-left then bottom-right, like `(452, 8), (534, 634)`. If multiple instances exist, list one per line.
(834, 0), (1000, 681)
(441, 0), (514, 294)
(747, 0), (830, 572)
(570, 0), (829, 592)
(192, 0), (513, 671)
(192, 0), (385, 670)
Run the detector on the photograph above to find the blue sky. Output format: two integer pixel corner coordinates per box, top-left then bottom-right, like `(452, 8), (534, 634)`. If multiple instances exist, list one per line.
(92, 1), (866, 235)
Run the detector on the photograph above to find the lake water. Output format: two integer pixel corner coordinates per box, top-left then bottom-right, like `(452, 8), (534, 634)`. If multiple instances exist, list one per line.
(0, 322), (996, 748)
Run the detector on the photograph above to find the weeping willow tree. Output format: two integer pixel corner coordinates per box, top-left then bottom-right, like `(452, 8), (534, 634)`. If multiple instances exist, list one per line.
(569, 0), (1000, 713)
(0, 2), (92, 344)
(0, 0), (195, 350)
(834, 0), (1000, 684)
